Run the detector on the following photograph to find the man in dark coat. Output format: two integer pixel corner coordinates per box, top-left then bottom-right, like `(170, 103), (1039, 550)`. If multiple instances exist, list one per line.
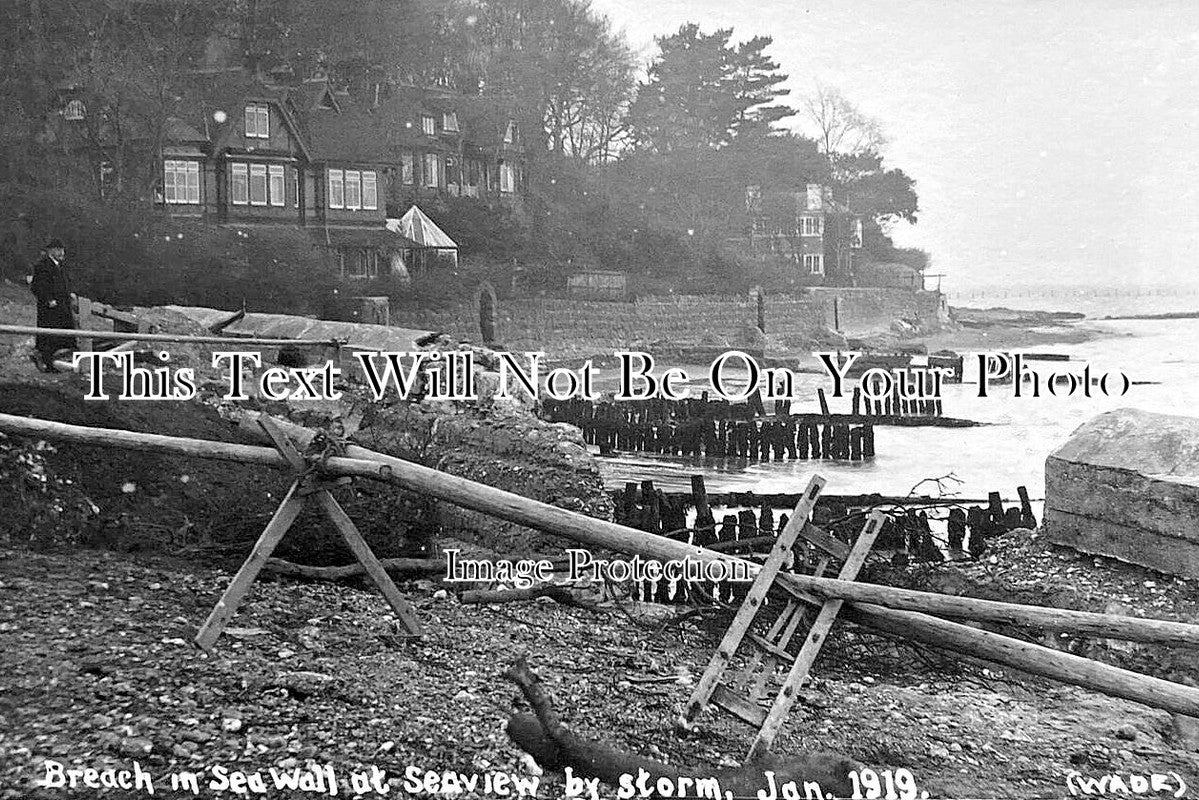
(28, 238), (75, 372)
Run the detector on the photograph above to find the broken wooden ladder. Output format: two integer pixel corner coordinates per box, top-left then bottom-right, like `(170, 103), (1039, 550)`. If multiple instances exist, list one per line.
(682, 474), (885, 759)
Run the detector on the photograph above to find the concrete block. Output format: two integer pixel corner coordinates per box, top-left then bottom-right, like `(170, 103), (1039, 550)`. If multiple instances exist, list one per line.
(1045, 408), (1199, 578)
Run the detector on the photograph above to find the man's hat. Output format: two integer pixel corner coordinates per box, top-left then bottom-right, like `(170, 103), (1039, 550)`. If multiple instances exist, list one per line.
(45, 238), (64, 250)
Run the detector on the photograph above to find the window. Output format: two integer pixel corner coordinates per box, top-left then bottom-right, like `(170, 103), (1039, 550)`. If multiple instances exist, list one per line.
(327, 169), (377, 210)
(745, 184), (761, 212)
(341, 248), (378, 279)
(345, 169), (362, 210)
(804, 253), (824, 275)
(503, 120), (516, 144)
(800, 215), (824, 237)
(231, 163), (249, 205)
(423, 153), (440, 188)
(442, 112), (459, 132)
(249, 164), (268, 206)
(99, 161), (115, 199)
(499, 162), (516, 193)
(421, 115), (436, 135)
(328, 169), (344, 208)
(269, 165), (285, 207)
(64, 99), (86, 121)
(851, 218), (863, 248)
(401, 153), (414, 184)
(245, 104), (270, 138)
(362, 171), (378, 210)
(163, 160), (200, 204)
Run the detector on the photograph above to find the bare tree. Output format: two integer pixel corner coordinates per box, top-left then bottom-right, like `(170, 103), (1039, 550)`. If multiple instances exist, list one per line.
(799, 83), (886, 156)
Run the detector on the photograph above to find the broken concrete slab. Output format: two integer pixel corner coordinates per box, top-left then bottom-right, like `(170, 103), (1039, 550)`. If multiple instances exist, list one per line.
(1045, 408), (1199, 579)
(164, 305), (439, 352)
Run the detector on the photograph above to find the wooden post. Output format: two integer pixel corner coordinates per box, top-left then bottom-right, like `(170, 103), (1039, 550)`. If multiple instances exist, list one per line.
(1018, 485), (1037, 528)
(314, 491), (423, 634)
(195, 483), (306, 650)
(692, 475), (716, 546)
(622, 481), (638, 526)
(816, 388), (830, 417)
(195, 418), (424, 650)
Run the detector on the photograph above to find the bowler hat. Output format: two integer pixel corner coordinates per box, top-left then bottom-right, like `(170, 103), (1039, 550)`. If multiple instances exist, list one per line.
(45, 238), (64, 250)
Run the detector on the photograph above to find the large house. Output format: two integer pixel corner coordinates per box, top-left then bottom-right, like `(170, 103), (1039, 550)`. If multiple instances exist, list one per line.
(48, 71), (526, 280)
(737, 183), (863, 286)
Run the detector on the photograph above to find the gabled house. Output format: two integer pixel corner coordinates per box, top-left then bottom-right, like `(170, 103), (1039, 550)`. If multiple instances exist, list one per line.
(51, 68), (528, 281)
(376, 84), (526, 212)
(152, 75), (420, 280)
(738, 183), (863, 286)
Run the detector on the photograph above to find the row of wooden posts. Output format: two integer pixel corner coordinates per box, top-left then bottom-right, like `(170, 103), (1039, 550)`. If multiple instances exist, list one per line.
(612, 477), (1039, 575)
(2, 411), (1199, 720)
(549, 407), (876, 461)
(542, 384), (948, 429)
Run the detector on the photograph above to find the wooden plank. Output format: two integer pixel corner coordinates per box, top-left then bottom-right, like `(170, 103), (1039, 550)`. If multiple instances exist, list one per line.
(314, 490), (424, 637)
(75, 297), (93, 353)
(195, 483), (305, 650)
(0, 323), (339, 348)
(711, 684), (766, 728)
(799, 522), (850, 561)
(683, 476), (826, 722)
(748, 511), (885, 760)
(257, 418), (306, 471)
(743, 556), (831, 702)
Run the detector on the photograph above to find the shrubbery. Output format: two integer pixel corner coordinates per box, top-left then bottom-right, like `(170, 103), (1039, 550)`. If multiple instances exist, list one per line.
(0, 433), (97, 548)
(0, 183), (340, 315)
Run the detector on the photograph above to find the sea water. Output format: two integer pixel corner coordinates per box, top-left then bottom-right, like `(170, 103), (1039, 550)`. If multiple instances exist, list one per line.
(597, 297), (1198, 507)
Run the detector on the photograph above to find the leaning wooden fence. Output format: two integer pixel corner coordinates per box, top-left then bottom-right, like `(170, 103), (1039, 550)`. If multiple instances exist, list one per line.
(2, 411), (1199, 719)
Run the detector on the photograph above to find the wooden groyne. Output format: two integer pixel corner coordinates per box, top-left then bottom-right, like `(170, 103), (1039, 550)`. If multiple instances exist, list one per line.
(613, 477), (1039, 569)
(541, 396), (876, 461)
(540, 385), (983, 460)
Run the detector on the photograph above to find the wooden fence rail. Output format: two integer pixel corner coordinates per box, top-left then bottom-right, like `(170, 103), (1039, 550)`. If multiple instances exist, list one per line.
(0, 323), (343, 349)
(2, 411), (1199, 717)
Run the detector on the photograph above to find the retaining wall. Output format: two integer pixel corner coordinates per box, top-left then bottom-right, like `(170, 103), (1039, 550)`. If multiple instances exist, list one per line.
(394, 288), (944, 357)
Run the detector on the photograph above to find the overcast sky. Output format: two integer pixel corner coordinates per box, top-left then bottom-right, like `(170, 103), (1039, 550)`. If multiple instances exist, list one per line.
(589, 0), (1199, 290)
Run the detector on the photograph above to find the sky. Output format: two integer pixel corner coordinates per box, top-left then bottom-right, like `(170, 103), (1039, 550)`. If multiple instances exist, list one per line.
(588, 0), (1199, 291)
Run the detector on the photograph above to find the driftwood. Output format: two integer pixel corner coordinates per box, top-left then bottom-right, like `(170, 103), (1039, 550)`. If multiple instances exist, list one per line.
(5, 411), (1199, 717)
(263, 556), (443, 580)
(461, 585), (597, 609)
(503, 657), (859, 797)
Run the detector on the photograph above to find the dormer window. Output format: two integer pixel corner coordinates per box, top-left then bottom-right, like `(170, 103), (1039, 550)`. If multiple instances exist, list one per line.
(245, 104), (270, 138)
(421, 115), (436, 136)
(442, 112), (459, 132)
(63, 99), (86, 121)
(503, 120), (516, 144)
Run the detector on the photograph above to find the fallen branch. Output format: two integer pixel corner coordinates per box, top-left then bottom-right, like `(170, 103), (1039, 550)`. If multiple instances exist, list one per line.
(264, 556), (443, 580)
(502, 656), (859, 797)
(461, 585), (598, 610)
